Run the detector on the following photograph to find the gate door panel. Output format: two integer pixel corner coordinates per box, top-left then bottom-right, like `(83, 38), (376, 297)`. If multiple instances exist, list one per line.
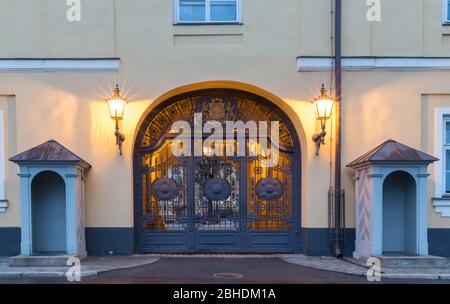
(246, 150), (295, 252)
(140, 140), (190, 252)
(194, 155), (241, 250)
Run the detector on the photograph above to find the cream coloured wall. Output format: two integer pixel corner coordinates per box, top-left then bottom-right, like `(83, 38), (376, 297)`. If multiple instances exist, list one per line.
(422, 94), (450, 227)
(0, 0), (449, 232)
(1, 1), (450, 58)
(325, 0), (450, 57)
(342, 72), (450, 228)
(0, 96), (19, 226)
(0, 0), (115, 57)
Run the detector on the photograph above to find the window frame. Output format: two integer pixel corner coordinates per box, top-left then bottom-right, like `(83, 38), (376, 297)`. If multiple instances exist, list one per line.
(444, 0), (450, 24)
(444, 115), (450, 195)
(174, 0), (242, 24)
(435, 108), (450, 198)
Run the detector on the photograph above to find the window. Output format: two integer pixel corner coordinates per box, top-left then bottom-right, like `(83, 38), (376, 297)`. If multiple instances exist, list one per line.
(175, 0), (241, 23)
(444, 0), (450, 23)
(445, 116), (450, 194)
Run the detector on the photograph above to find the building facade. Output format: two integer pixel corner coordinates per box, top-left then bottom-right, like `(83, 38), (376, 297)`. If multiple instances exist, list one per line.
(0, 0), (450, 257)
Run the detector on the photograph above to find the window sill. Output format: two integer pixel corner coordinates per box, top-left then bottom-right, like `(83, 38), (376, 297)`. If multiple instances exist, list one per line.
(443, 26), (450, 35)
(432, 197), (450, 217)
(174, 22), (243, 26)
(173, 22), (244, 38)
(0, 200), (8, 213)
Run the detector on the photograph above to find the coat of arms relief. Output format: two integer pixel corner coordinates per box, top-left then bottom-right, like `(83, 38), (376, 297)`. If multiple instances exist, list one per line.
(200, 97), (236, 122)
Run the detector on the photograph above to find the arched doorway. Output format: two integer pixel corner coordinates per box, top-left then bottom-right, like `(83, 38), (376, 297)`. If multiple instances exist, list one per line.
(31, 171), (66, 254)
(133, 88), (301, 253)
(382, 171), (417, 255)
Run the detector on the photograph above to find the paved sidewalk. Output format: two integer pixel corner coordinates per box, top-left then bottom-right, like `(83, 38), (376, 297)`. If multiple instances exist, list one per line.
(281, 255), (368, 276)
(346, 257), (450, 280)
(0, 255), (159, 279)
(281, 255), (450, 280)
(2, 254), (450, 280)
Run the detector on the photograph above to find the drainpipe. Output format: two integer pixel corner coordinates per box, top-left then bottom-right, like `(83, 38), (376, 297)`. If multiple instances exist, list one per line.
(333, 0), (343, 258)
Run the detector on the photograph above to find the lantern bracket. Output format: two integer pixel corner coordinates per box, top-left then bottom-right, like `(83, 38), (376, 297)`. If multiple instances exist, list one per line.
(115, 118), (125, 155)
(312, 84), (334, 156)
(106, 84), (127, 156)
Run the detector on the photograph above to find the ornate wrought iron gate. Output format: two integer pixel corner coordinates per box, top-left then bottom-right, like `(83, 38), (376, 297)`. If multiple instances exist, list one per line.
(134, 89), (301, 253)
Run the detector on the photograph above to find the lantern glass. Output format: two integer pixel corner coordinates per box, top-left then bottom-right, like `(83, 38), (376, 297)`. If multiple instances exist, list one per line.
(107, 98), (126, 120)
(314, 98), (334, 120)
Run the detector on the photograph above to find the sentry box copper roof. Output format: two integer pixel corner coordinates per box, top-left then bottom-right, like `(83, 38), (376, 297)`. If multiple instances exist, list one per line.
(347, 139), (438, 168)
(10, 139), (91, 169)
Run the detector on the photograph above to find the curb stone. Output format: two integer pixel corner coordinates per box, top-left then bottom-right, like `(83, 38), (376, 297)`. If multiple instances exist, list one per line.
(0, 271), (98, 279)
(438, 274), (450, 280)
(382, 273), (440, 280)
(349, 271), (365, 276)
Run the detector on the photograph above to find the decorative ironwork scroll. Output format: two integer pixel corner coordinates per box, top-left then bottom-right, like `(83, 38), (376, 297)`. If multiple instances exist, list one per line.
(141, 92), (294, 150)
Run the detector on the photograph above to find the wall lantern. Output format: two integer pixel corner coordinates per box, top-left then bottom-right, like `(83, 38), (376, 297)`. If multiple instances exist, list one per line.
(106, 84), (126, 155)
(312, 84), (334, 155)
